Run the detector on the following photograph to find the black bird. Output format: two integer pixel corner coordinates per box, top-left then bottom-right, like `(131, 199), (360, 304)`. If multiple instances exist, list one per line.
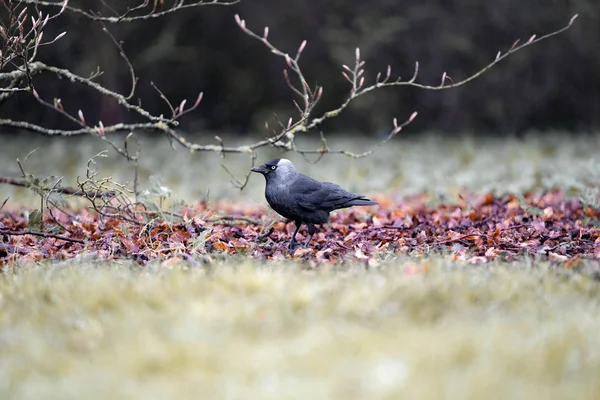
(251, 158), (378, 250)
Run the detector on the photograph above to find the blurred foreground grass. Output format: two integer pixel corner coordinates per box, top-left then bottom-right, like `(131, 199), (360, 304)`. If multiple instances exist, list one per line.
(1, 259), (599, 399)
(1, 132), (600, 398)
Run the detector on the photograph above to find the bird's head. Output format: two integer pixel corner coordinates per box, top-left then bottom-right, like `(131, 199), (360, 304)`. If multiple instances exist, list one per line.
(251, 158), (296, 182)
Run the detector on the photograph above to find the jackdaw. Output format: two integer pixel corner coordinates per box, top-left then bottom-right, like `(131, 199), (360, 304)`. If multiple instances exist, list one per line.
(251, 158), (378, 249)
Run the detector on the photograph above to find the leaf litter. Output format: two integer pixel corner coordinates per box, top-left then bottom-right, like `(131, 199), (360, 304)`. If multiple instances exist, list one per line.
(0, 191), (599, 266)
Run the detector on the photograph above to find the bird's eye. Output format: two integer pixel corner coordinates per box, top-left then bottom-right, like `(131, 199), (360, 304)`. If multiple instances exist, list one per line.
(270, 165), (277, 170)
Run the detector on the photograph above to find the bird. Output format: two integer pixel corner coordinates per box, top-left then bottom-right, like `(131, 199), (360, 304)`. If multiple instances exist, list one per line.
(251, 158), (378, 250)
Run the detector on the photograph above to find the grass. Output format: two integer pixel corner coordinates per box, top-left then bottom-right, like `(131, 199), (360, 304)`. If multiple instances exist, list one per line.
(1, 260), (599, 399)
(2, 130), (600, 207)
(1, 131), (600, 398)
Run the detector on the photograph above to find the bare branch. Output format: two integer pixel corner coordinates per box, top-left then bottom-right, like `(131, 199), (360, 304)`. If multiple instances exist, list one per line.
(235, 14), (318, 120)
(98, 21), (138, 100)
(301, 15), (576, 134)
(360, 15), (579, 93)
(19, 0), (241, 23)
(0, 228), (85, 244)
(0, 176), (116, 198)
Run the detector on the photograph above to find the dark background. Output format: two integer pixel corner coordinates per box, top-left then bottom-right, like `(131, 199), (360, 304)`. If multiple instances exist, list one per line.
(2, 0), (598, 136)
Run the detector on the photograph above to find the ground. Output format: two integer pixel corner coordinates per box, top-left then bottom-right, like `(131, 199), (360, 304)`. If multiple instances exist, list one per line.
(0, 132), (599, 399)
(1, 262), (599, 399)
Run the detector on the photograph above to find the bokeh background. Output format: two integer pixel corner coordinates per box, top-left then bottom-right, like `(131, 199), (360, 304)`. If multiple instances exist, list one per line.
(1, 0), (598, 136)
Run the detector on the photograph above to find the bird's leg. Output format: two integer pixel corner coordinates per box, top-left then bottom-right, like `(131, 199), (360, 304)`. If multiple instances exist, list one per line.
(288, 221), (302, 250)
(303, 224), (316, 248)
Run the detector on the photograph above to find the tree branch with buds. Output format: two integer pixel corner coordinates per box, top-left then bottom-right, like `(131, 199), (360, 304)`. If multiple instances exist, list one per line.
(227, 13), (577, 168)
(18, 0), (240, 23)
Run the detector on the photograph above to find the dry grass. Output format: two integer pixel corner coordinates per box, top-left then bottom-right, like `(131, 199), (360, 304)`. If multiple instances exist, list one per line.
(1, 259), (599, 399)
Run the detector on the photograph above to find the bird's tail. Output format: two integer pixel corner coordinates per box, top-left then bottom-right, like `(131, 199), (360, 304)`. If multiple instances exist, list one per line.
(347, 197), (378, 207)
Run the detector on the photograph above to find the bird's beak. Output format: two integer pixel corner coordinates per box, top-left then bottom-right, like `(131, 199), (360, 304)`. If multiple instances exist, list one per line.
(251, 164), (268, 174)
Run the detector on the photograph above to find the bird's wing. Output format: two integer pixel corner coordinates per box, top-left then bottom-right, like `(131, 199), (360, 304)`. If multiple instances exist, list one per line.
(290, 175), (360, 211)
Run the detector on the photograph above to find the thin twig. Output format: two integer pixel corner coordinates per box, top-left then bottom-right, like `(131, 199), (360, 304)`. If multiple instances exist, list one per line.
(19, 0), (241, 23)
(0, 176), (116, 197)
(0, 228), (85, 243)
(206, 215), (262, 225)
